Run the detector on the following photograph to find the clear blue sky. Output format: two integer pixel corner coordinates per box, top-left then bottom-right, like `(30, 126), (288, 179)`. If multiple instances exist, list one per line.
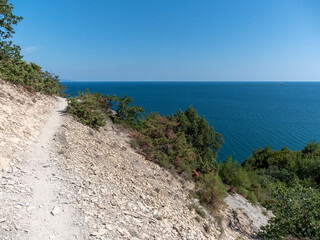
(12, 0), (320, 81)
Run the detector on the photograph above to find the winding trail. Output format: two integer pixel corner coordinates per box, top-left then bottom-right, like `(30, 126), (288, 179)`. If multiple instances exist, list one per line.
(16, 98), (82, 239)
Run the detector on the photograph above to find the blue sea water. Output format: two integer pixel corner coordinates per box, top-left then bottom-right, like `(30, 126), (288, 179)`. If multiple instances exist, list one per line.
(63, 81), (320, 163)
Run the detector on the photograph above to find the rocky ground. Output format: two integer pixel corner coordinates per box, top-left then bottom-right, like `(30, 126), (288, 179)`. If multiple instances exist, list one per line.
(0, 80), (270, 239)
(0, 79), (56, 170)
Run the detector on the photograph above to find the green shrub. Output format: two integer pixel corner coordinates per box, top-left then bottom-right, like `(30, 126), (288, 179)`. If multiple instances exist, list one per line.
(197, 172), (227, 210)
(259, 181), (320, 239)
(171, 106), (224, 173)
(187, 203), (206, 218)
(0, 59), (64, 95)
(302, 140), (320, 155)
(108, 94), (145, 130)
(130, 139), (139, 149)
(133, 114), (195, 178)
(243, 142), (320, 187)
(66, 90), (110, 128)
(218, 156), (261, 204)
(246, 191), (258, 205)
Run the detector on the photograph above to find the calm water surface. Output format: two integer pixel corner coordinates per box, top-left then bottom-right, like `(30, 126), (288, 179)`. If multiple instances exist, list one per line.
(63, 81), (320, 163)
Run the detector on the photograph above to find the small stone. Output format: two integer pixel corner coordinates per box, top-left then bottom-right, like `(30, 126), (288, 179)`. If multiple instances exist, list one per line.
(51, 205), (61, 216)
(123, 211), (140, 218)
(90, 231), (99, 236)
(203, 223), (210, 233)
(128, 228), (139, 238)
(27, 206), (35, 212)
(97, 203), (105, 209)
(105, 224), (113, 231)
(98, 228), (107, 235)
(0, 218), (6, 223)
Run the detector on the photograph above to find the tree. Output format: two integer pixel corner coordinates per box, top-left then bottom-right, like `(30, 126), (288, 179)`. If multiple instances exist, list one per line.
(302, 140), (320, 155)
(0, 0), (23, 60)
(108, 94), (145, 129)
(172, 106), (224, 173)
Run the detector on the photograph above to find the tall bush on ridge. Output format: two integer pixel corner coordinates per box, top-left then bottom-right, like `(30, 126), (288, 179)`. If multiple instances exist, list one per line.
(0, 59), (64, 95)
(67, 90), (111, 129)
(172, 106), (224, 173)
(108, 94), (145, 129)
(133, 113), (195, 177)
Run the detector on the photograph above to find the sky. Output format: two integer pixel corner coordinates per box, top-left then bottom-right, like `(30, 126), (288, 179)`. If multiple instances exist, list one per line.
(12, 0), (320, 81)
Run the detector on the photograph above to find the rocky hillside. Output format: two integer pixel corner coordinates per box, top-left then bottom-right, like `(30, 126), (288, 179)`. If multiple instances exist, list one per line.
(55, 115), (270, 240)
(0, 80), (270, 239)
(0, 79), (56, 170)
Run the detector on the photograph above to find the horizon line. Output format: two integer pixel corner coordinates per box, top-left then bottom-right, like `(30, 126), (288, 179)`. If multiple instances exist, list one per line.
(61, 80), (320, 83)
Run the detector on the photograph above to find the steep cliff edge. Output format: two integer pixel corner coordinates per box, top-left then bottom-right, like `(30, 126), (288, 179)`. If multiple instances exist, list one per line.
(0, 80), (270, 239)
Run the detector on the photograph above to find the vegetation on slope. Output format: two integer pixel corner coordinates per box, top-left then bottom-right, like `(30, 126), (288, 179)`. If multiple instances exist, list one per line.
(243, 143), (320, 239)
(66, 90), (111, 128)
(2, 0), (318, 238)
(66, 90), (320, 239)
(66, 90), (228, 209)
(0, 0), (64, 95)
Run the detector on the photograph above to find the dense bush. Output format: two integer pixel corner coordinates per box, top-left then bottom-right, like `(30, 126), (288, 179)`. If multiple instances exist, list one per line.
(133, 114), (195, 177)
(218, 156), (260, 204)
(0, 59), (64, 95)
(66, 90), (111, 128)
(259, 181), (320, 239)
(107, 94), (145, 130)
(128, 107), (228, 209)
(242, 143), (320, 238)
(171, 106), (224, 173)
(243, 142), (320, 187)
(196, 172), (227, 209)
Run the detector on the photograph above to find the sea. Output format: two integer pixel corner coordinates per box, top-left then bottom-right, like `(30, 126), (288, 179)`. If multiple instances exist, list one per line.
(62, 81), (320, 163)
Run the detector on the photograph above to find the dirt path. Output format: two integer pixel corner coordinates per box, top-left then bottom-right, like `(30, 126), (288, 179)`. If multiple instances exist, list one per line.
(0, 98), (83, 240)
(21, 97), (82, 240)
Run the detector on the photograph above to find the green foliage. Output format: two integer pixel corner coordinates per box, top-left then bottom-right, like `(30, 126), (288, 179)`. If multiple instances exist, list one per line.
(187, 203), (206, 218)
(243, 143), (320, 186)
(134, 114), (195, 177)
(67, 90), (110, 129)
(215, 215), (224, 225)
(128, 108), (228, 210)
(172, 106), (224, 173)
(302, 140), (320, 155)
(243, 143), (320, 238)
(0, 1), (63, 95)
(0, 58), (64, 95)
(0, 0), (23, 60)
(108, 94), (145, 130)
(259, 181), (320, 239)
(246, 191), (258, 205)
(67, 91), (147, 130)
(0, 40), (21, 60)
(218, 156), (260, 204)
(197, 172), (227, 209)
